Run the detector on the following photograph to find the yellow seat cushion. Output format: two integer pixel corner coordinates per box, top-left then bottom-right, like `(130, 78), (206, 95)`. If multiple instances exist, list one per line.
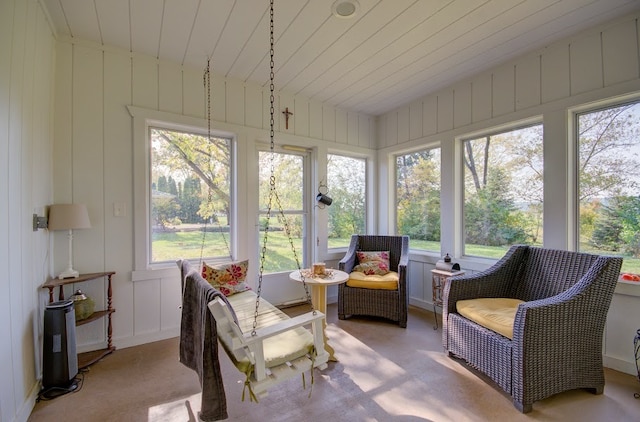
(346, 271), (399, 290)
(221, 290), (314, 373)
(456, 298), (524, 340)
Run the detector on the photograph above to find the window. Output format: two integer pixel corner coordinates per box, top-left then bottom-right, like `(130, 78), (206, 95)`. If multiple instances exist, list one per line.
(150, 127), (232, 264)
(577, 101), (640, 275)
(258, 150), (309, 273)
(327, 154), (366, 249)
(462, 124), (543, 258)
(396, 148), (441, 252)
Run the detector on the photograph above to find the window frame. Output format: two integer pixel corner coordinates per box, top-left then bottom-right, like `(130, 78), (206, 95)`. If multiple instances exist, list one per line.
(571, 96), (640, 273)
(393, 144), (442, 254)
(130, 106), (237, 272)
(256, 144), (312, 274)
(458, 119), (544, 259)
(326, 152), (368, 251)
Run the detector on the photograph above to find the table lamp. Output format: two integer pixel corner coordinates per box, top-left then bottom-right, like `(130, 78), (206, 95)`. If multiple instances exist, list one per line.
(48, 204), (91, 279)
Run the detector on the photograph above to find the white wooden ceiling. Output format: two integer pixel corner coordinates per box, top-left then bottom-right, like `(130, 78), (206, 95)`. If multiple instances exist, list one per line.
(42, 0), (640, 116)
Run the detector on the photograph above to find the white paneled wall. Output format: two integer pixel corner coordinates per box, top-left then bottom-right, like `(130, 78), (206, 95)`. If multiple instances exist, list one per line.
(380, 14), (640, 375)
(1, 1), (55, 421)
(52, 39), (376, 352)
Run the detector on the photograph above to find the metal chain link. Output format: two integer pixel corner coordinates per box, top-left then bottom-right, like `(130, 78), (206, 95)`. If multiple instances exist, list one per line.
(253, 0), (314, 336)
(200, 58), (232, 269)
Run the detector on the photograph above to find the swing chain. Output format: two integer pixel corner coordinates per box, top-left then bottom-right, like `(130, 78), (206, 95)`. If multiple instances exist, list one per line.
(200, 57), (233, 269)
(253, 0), (315, 336)
(253, 0), (276, 336)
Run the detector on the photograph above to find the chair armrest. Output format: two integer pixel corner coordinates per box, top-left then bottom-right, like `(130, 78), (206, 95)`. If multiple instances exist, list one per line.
(513, 255), (622, 341)
(338, 240), (358, 273)
(444, 245), (529, 313)
(241, 311), (325, 345)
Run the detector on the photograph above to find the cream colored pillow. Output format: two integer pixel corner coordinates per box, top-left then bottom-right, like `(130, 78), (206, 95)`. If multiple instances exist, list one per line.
(456, 298), (524, 340)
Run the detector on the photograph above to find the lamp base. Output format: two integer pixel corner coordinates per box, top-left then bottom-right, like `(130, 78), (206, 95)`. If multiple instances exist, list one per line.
(58, 268), (79, 279)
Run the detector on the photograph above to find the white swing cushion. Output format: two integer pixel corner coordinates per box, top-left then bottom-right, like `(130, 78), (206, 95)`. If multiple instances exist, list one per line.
(218, 290), (316, 373)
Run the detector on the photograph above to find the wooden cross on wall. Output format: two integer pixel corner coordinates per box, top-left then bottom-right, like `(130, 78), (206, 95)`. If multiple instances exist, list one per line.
(282, 107), (293, 130)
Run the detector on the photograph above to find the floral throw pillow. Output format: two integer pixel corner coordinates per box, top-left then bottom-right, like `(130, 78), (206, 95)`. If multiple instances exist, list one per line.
(202, 260), (250, 297)
(354, 251), (390, 275)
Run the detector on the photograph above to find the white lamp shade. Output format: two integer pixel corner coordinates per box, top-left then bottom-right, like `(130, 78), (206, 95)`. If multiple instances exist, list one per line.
(48, 204), (91, 230)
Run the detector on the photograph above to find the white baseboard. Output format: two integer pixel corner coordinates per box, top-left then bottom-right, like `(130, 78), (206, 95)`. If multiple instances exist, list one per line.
(114, 328), (180, 350)
(604, 354), (636, 376)
(18, 380), (40, 422)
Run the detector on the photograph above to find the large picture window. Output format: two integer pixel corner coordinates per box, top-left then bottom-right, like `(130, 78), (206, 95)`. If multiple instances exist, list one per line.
(327, 154), (366, 249)
(150, 127), (232, 264)
(577, 101), (640, 275)
(463, 124), (543, 258)
(396, 148), (441, 252)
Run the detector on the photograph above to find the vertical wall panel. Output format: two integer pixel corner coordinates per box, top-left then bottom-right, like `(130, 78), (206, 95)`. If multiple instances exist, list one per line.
(385, 112), (398, 147)
(602, 20), (639, 86)
(409, 100), (422, 140)
(53, 42), (73, 203)
(541, 44), (570, 103)
(322, 105), (335, 141)
(226, 78), (244, 125)
(158, 61), (182, 114)
(492, 64), (515, 117)
(437, 90), (454, 132)
(515, 55), (541, 111)
(7, 0), (26, 407)
(132, 55), (158, 110)
(294, 96), (309, 137)
(160, 276), (181, 331)
(335, 108), (348, 144)
(72, 45), (105, 281)
(423, 95), (437, 136)
(104, 51), (135, 340)
(347, 112), (359, 146)
(397, 107), (409, 144)
(453, 82), (472, 128)
(570, 32), (603, 95)
(375, 116), (385, 149)
(358, 115), (371, 148)
(211, 73), (226, 123)
(0, 5), (13, 417)
(471, 73), (492, 123)
(183, 66), (204, 118)
(309, 100), (323, 139)
(245, 83), (263, 129)
(133, 279), (161, 335)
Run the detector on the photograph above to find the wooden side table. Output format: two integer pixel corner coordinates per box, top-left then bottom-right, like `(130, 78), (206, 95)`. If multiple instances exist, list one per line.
(289, 269), (348, 361)
(42, 271), (116, 368)
(431, 268), (465, 330)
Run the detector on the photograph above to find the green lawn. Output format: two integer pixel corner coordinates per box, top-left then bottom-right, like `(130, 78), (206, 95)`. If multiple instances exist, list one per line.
(153, 230), (640, 275)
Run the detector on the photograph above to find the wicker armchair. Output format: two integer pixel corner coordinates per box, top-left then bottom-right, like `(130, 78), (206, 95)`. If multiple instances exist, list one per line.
(338, 235), (409, 328)
(442, 245), (622, 413)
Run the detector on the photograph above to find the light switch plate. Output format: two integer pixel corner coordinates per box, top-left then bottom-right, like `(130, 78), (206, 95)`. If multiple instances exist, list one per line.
(113, 202), (126, 217)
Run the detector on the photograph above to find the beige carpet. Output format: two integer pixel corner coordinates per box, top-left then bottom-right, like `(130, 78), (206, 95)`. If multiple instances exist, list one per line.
(29, 304), (639, 421)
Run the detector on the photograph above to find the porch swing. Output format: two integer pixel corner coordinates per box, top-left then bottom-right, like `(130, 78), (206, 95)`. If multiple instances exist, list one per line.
(191, 0), (329, 403)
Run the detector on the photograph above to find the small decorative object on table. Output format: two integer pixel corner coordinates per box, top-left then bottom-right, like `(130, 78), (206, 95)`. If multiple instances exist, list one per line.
(70, 289), (95, 321)
(313, 262), (326, 275)
(300, 266), (334, 279)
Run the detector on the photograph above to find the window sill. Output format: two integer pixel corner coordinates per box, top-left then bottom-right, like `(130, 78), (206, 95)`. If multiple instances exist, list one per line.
(615, 280), (640, 297)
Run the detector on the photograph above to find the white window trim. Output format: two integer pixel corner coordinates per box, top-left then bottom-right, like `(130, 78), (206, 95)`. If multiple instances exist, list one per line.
(325, 152), (369, 252)
(392, 143), (443, 255)
(128, 106), (237, 276)
(457, 118), (543, 259)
